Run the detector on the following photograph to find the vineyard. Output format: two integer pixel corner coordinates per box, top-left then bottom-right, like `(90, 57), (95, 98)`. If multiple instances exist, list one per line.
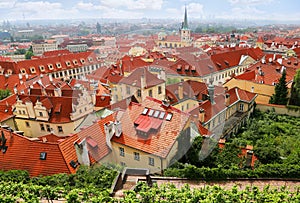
(1, 179), (300, 202)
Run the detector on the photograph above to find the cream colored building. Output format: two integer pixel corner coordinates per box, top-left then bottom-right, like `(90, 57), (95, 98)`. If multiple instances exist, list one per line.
(12, 89), (94, 137)
(112, 67), (165, 103)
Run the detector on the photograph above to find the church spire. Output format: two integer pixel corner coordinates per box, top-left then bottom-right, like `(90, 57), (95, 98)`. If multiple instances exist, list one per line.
(182, 5), (188, 30)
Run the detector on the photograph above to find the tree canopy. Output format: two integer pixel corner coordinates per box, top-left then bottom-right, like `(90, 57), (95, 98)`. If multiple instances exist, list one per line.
(269, 69), (288, 105)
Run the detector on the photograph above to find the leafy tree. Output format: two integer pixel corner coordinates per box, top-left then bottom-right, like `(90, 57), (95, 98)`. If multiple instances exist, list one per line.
(0, 89), (11, 100)
(289, 69), (300, 106)
(25, 51), (33, 59)
(269, 69), (288, 105)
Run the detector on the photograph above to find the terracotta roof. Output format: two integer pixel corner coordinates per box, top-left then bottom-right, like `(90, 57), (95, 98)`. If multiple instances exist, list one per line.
(118, 55), (150, 73)
(75, 116), (112, 162)
(120, 67), (164, 88)
(210, 47), (263, 71)
(167, 53), (218, 77)
(0, 128), (78, 177)
(12, 51), (100, 75)
(17, 95), (76, 123)
(111, 97), (191, 158)
(0, 94), (16, 122)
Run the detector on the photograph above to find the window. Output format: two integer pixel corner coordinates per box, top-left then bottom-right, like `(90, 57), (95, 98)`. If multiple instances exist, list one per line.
(66, 61), (71, 66)
(239, 103), (244, 111)
(40, 152), (47, 160)
(134, 152), (140, 161)
(149, 89), (153, 97)
(58, 126), (63, 133)
(120, 162), (126, 166)
(149, 157), (154, 166)
(39, 112), (43, 117)
(166, 113), (173, 121)
(159, 111), (165, 119)
(46, 124), (51, 132)
(142, 108), (148, 115)
(119, 147), (125, 157)
(126, 86), (130, 95)
(40, 124), (45, 131)
(148, 109), (154, 116)
(137, 89), (141, 97)
(158, 86), (162, 94)
(25, 121), (30, 127)
(48, 64), (53, 70)
(56, 63), (61, 68)
(153, 110), (160, 118)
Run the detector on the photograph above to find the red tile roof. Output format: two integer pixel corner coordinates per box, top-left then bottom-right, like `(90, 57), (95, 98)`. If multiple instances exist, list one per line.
(0, 94), (16, 122)
(111, 97), (191, 158)
(120, 67), (164, 88)
(0, 128), (78, 176)
(75, 116), (112, 162)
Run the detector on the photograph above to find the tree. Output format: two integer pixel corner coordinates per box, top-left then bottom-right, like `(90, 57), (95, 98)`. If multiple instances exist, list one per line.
(0, 89), (11, 100)
(289, 69), (300, 106)
(25, 46), (34, 60)
(269, 69), (288, 105)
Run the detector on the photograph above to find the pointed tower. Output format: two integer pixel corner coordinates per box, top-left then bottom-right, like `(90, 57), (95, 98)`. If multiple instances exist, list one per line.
(180, 6), (191, 44)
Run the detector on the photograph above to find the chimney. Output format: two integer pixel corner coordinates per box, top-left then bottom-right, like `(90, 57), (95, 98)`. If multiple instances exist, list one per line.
(74, 138), (90, 166)
(208, 79), (215, 104)
(104, 121), (114, 149)
(18, 73), (22, 80)
(225, 93), (230, 106)
(178, 81), (183, 100)
(199, 108), (205, 123)
(114, 120), (122, 137)
(141, 72), (146, 89)
(49, 74), (53, 82)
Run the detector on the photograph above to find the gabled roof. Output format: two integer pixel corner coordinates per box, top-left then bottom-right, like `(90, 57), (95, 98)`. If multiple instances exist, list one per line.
(17, 95), (75, 123)
(120, 67), (164, 88)
(0, 94), (16, 122)
(111, 97), (191, 158)
(0, 128), (78, 177)
(75, 115), (112, 162)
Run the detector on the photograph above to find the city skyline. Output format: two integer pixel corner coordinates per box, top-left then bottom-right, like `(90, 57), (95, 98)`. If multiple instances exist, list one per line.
(0, 0), (299, 23)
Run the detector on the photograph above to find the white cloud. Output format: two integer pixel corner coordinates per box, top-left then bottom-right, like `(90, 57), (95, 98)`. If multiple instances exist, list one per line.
(0, 0), (16, 9)
(186, 3), (204, 18)
(100, 0), (164, 10)
(5, 1), (78, 20)
(228, 0), (274, 5)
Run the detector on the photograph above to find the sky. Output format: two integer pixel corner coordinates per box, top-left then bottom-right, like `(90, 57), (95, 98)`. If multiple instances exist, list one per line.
(0, 0), (299, 22)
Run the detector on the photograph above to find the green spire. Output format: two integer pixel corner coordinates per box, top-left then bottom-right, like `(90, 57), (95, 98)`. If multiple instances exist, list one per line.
(182, 6), (188, 29)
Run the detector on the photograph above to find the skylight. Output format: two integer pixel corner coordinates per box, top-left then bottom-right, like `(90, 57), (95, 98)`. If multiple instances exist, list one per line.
(153, 110), (160, 118)
(166, 113), (173, 121)
(159, 111), (166, 119)
(142, 108), (149, 115)
(148, 109), (154, 116)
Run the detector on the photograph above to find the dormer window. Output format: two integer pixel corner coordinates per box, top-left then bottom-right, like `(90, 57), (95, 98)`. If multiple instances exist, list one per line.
(65, 61), (71, 67)
(96, 56), (101, 61)
(80, 58), (85, 64)
(48, 64), (54, 70)
(56, 63), (61, 68)
(185, 65), (189, 72)
(73, 60), (78, 65)
(30, 67), (36, 73)
(7, 69), (12, 75)
(177, 65), (182, 71)
(88, 57), (93, 62)
(39, 65), (45, 72)
(21, 68), (26, 74)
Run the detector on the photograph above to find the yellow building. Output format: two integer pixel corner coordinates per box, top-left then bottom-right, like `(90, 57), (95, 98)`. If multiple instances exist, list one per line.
(112, 67), (165, 103)
(101, 97), (196, 174)
(12, 88), (94, 137)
